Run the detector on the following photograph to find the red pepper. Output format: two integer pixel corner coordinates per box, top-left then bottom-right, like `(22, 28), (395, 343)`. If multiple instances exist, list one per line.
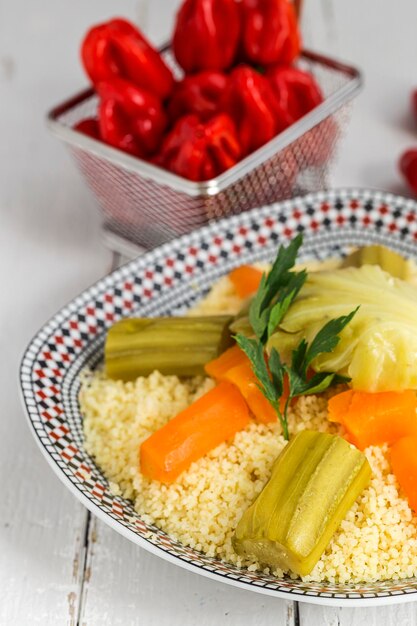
(168, 71), (228, 122)
(154, 114), (241, 181)
(399, 149), (417, 195)
(74, 118), (101, 139)
(241, 0), (301, 66)
(97, 78), (167, 157)
(222, 65), (289, 156)
(81, 18), (174, 99)
(173, 0), (240, 73)
(267, 65), (323, 124)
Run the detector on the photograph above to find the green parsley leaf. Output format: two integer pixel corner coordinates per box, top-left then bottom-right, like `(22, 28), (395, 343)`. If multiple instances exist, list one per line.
(266, 233), (304, 299)
(235, 335), (277, 407)
(304, 307), (359, 368)
(248, 274), (269, 341)
(287, 309), (358, 398)
(268, 347), (284, 398)
(235, 235), (358, 442)
(249, 235), (306, 343)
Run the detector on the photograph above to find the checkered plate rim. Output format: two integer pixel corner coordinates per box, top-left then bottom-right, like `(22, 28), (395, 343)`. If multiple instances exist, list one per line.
(20, 188), (417, 606)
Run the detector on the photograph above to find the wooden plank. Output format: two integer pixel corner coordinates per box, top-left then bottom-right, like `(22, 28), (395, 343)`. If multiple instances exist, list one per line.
(78, 516), (296, 626)
(0, 1), (116, 623)
(0, 462), (89, 625)
(299, 604), (417, 626)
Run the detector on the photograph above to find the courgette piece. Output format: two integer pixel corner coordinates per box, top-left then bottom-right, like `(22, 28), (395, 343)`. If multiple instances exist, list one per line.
(105, 316), (233, 380)
(232, 430), (371, 576)
(341, 244), (410, 279)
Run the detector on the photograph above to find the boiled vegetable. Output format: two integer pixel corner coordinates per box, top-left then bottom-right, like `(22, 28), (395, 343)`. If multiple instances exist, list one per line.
(206, 345), (285, 423)
(232, 430), (371, 576)
(268, 264), (417, 392)
(341, 244), (411, 280)
(328, 389), (417, 449)
(228, 265), (263, 298)
(140, 381), (250, 483)
(205, 344), (247, 379)
(221, 360), (283, 423)
(391, 436), (417, 512)
(237, 309), (355, 439)
(105, 316), (233, 380)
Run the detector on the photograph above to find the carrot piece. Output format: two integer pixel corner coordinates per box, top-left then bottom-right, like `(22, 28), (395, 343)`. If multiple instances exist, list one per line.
(328, 389), (417, 450)
(207, 345), (290, 424)
(391, 436), (417, 512)
(228, 265), (263, 298)
(140, 381), (250, 483)
(205, 344), (247, 379)
(223, 361), (277, 423)
(223, 361), (290, 424)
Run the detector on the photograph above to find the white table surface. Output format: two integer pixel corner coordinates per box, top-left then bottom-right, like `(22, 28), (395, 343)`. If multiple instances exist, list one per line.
(2, 1), (417, 623)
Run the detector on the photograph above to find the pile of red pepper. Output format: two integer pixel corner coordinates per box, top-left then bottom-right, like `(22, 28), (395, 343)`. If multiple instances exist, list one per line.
(76, 0), (324, 182)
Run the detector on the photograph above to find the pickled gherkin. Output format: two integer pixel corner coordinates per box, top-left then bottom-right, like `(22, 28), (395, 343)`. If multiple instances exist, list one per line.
(232, 430), (371, 576)
(105, 316), (233, 380)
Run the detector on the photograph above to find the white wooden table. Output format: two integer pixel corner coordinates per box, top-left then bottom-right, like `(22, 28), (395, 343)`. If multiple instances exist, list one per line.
(2, 1), (417, 623)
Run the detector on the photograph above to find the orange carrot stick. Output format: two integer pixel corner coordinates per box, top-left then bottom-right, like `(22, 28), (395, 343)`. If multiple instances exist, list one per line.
(205, 344), (247, 379)
(223, 361), (289, 424)
(391, 436), (417, 511)
(140, 381), (250, 483)
(206, 345), (289, 423)
(228, 265), (263, 298)
(328, 389), (417, 450)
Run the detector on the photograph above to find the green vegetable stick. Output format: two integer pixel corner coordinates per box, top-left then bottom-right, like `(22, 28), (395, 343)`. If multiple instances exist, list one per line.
(233, 430), (371, 577)
(105, 316), (233, 380)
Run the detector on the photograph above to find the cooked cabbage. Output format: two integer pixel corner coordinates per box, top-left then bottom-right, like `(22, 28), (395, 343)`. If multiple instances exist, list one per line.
(268, 265), (417, 392)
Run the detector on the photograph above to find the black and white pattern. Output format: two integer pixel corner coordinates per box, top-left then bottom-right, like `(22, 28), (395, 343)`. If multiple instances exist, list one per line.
(20, 189), (417, 606)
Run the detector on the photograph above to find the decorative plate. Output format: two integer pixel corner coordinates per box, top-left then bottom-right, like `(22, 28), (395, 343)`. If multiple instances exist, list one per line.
(20, 189), (417, 607)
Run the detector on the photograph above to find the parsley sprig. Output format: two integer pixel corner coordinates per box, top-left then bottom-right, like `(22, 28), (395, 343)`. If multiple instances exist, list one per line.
(249, 233), (307, 344)
(235, 236), (358, 440)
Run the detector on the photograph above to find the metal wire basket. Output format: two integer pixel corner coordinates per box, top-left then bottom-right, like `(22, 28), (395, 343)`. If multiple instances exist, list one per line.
(47, 47), (362, 255)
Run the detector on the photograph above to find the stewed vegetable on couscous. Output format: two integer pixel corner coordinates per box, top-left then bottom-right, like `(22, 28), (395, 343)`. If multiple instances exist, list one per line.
(79, 237), (417, 583)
